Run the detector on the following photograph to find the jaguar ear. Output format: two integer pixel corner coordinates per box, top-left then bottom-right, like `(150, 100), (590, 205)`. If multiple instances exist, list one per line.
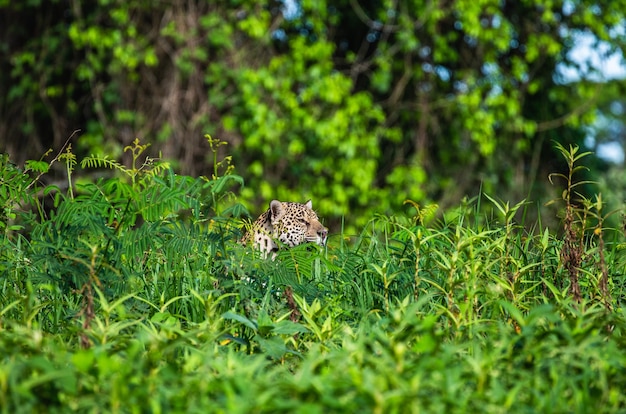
(269, 200), (284, 223)
(304, 200), (312, 209)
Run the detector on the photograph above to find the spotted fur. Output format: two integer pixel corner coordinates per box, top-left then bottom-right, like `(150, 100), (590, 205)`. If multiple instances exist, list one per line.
(242, 200), (328, 257)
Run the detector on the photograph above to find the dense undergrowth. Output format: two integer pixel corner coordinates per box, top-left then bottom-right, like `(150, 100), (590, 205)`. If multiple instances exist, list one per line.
(1, 139), (625, 413)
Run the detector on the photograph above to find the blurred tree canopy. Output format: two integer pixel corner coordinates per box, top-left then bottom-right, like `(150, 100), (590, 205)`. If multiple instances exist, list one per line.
(1, 0), (625, 229)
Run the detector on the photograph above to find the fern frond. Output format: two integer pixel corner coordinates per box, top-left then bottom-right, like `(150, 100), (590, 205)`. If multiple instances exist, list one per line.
(142, 161), (171, 178)
(123, 221), (164, 264)
(81, 155), (128, 174)
(162, 221), (205, 257)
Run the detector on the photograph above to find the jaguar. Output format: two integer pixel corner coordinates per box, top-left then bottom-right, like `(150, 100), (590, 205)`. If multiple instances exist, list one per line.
(242, 200), (328, 257)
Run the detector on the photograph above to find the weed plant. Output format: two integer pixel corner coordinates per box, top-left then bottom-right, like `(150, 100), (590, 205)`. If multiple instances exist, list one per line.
(0, 140), (625, 413)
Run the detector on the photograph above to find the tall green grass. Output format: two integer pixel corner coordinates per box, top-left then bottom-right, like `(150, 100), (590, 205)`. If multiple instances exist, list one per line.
(0, 140), (625, 412)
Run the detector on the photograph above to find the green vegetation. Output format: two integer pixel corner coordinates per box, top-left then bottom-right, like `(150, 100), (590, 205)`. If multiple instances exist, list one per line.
(1, 142), (625, 413)
(1, 3), (626, 410)
(2, 1), (626, 232)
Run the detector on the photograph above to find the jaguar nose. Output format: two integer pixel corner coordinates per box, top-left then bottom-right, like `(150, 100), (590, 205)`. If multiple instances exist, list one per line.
(319, 228), (328, 240)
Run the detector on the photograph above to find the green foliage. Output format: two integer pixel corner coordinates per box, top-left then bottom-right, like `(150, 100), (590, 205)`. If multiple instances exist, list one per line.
(3, 0), (626, 235)
(2, 0), (626, 409)
(0, 140), (244, 330)
(2, 145), (626, 411)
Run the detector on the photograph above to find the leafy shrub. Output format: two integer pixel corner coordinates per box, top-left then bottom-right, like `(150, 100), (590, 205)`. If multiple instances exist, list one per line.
(0, 142), (625, 412)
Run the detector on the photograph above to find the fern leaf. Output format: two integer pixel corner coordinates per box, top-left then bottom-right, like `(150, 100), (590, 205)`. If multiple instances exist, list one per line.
(81, 155), (128, 173)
